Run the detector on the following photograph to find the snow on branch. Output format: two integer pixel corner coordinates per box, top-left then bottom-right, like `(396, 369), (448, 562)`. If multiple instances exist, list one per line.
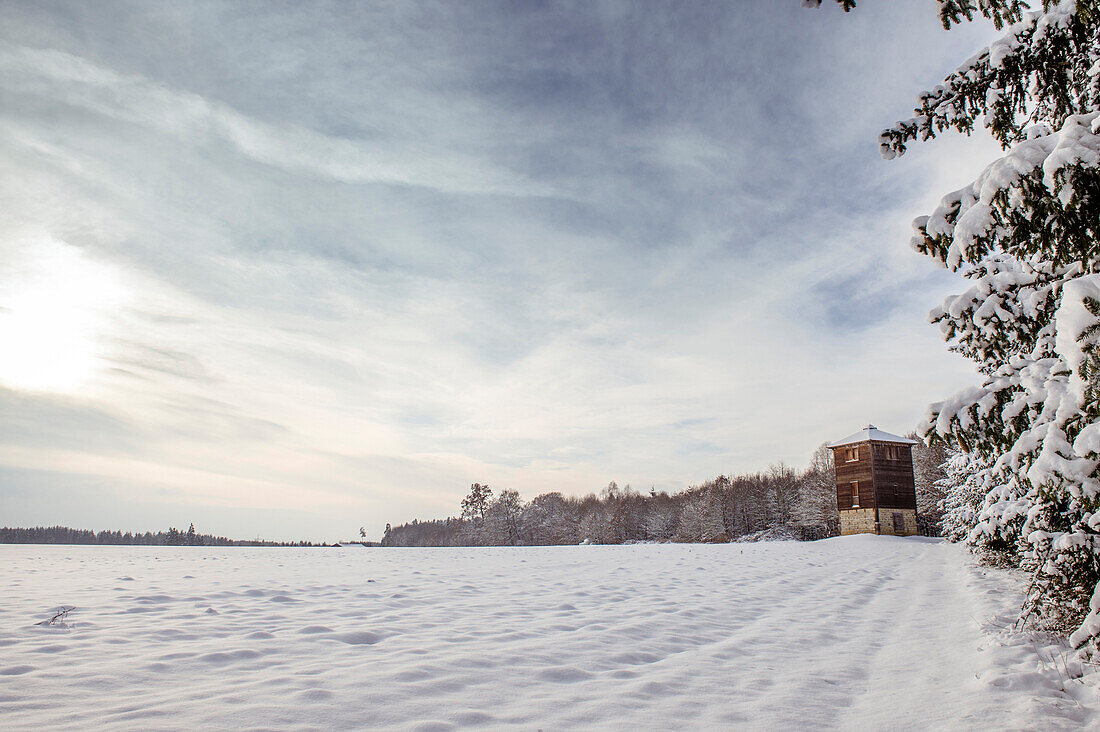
(880, 2), (1091, 159)
(802, 0), (1028, 23)
(937, 0), (1029, 30)
(1057, 274), (1100, 404)
(912, 111), (1100, 271)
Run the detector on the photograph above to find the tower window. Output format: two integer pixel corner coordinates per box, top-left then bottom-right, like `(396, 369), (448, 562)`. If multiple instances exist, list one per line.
(845, 447), (859, 462)
(884, 445), (902, 460)
(850, 481), (859, 508)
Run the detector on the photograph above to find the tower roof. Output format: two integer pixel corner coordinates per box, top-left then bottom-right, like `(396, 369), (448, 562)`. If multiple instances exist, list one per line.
(826, 425), (918, 448)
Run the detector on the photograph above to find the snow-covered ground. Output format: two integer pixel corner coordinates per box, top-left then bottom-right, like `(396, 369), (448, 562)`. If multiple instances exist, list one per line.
(1, 537), (1097, 730)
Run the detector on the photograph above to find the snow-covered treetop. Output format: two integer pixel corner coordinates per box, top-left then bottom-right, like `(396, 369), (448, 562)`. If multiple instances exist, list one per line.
(881, 1), (1087, 160)
(803, 0), (1028, 30)
(826, 425), (920, 448)
(801, 0), (856, 12)
(914, 110), (1100, 272)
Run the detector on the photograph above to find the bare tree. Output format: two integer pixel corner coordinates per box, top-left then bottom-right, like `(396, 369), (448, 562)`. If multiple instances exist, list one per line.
(794, 443), (839, 535)
(484, 489), (525, 546)
(910, 434), (949, 536)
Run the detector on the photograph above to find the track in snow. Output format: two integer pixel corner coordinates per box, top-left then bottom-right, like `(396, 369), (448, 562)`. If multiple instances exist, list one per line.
(0, 537), (1095, 730)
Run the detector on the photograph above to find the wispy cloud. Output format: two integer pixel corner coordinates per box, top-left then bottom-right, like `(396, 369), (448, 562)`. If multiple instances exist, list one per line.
(0, 0), (1003, 540)
(0, 43), (553, 197)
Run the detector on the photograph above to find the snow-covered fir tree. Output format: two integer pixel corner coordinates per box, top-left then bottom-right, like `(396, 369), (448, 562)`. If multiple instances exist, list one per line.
(837, 0), (1100, 653)
(936, 448), (1003, 544)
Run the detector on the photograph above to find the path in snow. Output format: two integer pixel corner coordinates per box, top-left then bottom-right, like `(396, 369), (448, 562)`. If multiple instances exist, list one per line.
(0, 536), (1096, 730)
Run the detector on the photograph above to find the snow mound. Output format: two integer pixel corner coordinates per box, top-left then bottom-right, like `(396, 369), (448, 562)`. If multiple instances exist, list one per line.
(733, 525), (801, 542)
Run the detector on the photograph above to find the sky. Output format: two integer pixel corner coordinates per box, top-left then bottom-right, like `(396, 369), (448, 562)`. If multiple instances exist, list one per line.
(0, 0), (1007, 542)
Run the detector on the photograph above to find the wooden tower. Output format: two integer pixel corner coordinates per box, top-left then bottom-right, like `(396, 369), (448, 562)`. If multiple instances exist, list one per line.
(827, 425), (919, 536)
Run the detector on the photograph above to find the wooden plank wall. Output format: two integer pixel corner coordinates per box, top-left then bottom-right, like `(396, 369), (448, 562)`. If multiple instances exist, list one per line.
(832, 443), (874, 511)
(833, 441), (917, 512)
(872, 444), (917, 509)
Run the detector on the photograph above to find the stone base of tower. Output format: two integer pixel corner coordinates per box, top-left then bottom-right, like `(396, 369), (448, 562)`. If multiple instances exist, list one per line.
(877, 508), (918, 536)
(839, 508), (919, 536)
(839, 508), (876, 535)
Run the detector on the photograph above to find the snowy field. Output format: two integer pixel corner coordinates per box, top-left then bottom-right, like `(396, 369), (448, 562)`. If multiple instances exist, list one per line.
(1, 537), (1098, 730)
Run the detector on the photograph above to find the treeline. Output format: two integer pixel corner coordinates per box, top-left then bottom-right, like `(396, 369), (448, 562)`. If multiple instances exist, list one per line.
(382, 457), (834, 547)
(0, 523), (319, 547)
(382, 442), (947, 547)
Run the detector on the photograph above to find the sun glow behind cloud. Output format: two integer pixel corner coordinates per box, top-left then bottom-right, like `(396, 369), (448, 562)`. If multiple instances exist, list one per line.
(0, 237), (125, 392)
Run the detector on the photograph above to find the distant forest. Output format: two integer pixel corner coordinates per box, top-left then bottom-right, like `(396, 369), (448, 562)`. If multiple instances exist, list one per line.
(0, 523), (319, 547)
(382, 440), (948, 547)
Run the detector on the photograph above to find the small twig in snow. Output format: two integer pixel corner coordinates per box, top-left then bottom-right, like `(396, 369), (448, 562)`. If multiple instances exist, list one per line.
(36, 606), (75, 626)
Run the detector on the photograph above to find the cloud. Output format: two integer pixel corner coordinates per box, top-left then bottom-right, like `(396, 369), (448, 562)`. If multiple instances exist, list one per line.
(0, 1), (1004, 539)
(0, 43), (550, 197)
